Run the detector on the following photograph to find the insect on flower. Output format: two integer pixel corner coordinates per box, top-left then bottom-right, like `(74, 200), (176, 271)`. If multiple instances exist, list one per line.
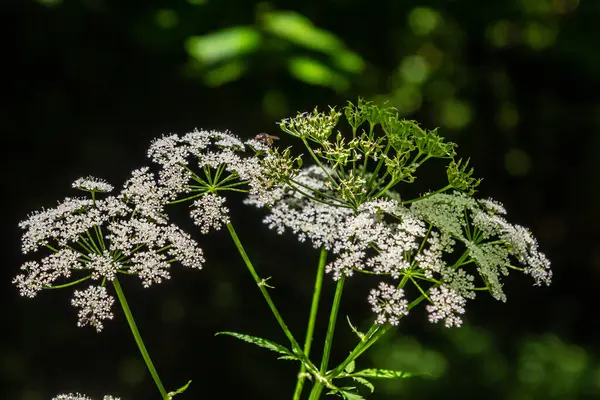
(254, 133), (280, 146)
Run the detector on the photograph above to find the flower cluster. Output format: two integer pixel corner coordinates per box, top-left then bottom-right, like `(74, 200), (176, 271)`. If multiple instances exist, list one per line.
(15, 129), (296, 332)
(190, 193), (230, 234)
(72, 176), (114, 193)
(279, 107), (341, 141)
(426, 286), (467, 328)
(250, 168), (550, 327)
(149, 130), (266, 195)
(71, 286), (115, 332)
(147, 129), (290, 227)
(52, 394), (120, 400)
(411, 192), (552, 299)
(14, 176), (204, 331)
(367, 282), (409, 325)
(244, 165), (354, 249)
(247, 99), (551, 328)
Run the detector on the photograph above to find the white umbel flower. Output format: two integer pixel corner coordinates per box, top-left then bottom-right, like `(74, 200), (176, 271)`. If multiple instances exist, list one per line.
(15, 175), (205, 331)
(120, 167), (174, 224)
(14, 249), (80, 298)
(190, 193), (230, 234)
(412, 192), (552, 288)
(148, 129), (270, 198)
(367, 282), (409, 325)
(52, 394), (120, 400)
(245, 165), (354, 250)
(71, 286), (115, 332)
(72, 176), (114, 193)
(426, 286), (467, 328)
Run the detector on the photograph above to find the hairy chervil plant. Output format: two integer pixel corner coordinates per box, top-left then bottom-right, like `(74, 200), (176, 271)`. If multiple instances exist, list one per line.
(15, 100), (550, 400)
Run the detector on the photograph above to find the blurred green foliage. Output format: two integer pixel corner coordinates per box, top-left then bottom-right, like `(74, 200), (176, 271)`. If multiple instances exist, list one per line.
(185, 7), (365, 91)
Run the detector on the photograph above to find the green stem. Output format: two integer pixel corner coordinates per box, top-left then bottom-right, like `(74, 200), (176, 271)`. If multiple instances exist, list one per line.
(301, 138), (338, 190)
(373, 177), (400, 199)
(47, 275), (91, 289)
(307, 381), (326, 400)
(361, 141), (392, 202)
(293, 247), (328, 400)
(320, 276), (345, 374)
(112, 278), (168, 399)
(327, 324), (388, 379)
(307, 276), (346, 399)
(226, 223), (308, 363)
(168, 193), (204, 205)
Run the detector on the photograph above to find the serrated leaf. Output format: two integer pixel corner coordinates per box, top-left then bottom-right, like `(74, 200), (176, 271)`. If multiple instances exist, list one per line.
(216, 331), (294, 357)
(348, 368), (423, 379)
(338, 389), (365, 400)
(344, 360), (356, 374)
(351, 377), (374, 393)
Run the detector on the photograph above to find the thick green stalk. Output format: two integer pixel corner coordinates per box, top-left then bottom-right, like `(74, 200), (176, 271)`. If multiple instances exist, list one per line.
(307, 275), (346, 399)
(293, 247), (328, 400)
(226, 223), (307, 361)
(112, 278), (167, 399)
(307, 381), (325, 400)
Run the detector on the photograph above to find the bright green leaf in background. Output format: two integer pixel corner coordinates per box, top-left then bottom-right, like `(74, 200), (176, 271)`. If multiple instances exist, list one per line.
(261, 10), (344, 54)
(262, 9), (365, 83)
(202, 61), (247, 87)
(288, 57), (349, 91)
(186, 26), (261, 65)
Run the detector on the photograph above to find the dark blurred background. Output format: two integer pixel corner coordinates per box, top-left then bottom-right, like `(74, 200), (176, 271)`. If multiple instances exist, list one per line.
(3, 0), (599, 399)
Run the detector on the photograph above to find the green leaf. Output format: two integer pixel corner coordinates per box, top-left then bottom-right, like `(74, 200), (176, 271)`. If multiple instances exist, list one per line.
(202, 61), (247, 87)
(185, 27), (261, 65)
(344, 360), (356, 374)
(337, 389), (365, 400)
(447, 158), (481, 195)
(348, 368), (424, 379)
(351, 377), (374, 393)
(167, 380), (192, 399)
(278, 355), (301, 361)
(216, 331), (295, 357)
(344, 99), (367, 130)
(288, 57), (349, 91)
(262, 10), (345, 55)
